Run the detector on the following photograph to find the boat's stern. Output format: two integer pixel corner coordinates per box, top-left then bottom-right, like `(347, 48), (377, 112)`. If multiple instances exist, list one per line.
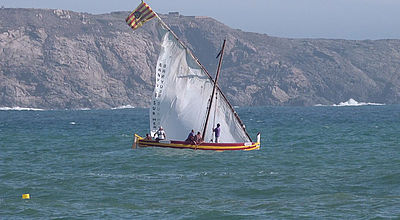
(252, 132), (261, 150)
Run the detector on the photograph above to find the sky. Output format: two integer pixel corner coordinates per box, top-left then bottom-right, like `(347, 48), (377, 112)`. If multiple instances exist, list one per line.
(1, 0), (400, 40)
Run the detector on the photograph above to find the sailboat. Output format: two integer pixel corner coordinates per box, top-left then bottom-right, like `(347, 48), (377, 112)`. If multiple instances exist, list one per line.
(128, 2), (260, 151)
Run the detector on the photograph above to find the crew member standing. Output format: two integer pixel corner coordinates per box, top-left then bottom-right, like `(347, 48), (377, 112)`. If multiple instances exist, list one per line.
(213, 123), (221, 143)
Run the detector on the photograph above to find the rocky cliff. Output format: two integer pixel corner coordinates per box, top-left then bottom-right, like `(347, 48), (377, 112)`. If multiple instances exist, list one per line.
(1, 8), (399, 109)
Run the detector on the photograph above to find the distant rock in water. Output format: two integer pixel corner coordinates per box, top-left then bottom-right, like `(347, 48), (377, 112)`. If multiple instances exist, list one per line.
(1, 8), (400, 109)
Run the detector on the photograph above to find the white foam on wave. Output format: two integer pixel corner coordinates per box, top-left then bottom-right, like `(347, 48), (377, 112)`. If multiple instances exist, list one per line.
(0, 107), (45, 111)
(333, 98), (384, 107)
(315, 98), (385, 107)
(111, 105), (135, 110)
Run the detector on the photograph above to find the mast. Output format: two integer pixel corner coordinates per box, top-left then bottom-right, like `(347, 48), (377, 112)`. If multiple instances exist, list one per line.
(154, 13), (252, 142)
(202, 40), (226, 141)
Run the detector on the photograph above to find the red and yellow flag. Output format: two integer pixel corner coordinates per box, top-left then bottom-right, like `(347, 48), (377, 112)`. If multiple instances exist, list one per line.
(126, 1), (156, 30)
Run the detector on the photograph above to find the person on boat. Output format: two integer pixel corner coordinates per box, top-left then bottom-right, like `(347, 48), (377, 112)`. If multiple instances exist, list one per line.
(154, 126), (166, 141)
(213, 123), (221, 143)
(185, 129), (195, 144)
(145, 133), (152, 141)
(194, 132), (203, 144)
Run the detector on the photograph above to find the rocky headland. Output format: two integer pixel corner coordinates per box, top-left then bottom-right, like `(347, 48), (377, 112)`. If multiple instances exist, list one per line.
(1, 8), (399, 109)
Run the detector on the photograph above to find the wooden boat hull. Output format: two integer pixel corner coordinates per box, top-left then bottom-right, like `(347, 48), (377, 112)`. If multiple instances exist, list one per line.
(133, 134), (260, 151)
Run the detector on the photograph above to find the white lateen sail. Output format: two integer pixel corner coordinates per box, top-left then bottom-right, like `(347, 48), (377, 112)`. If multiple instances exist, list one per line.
(149, 23), (251, 143)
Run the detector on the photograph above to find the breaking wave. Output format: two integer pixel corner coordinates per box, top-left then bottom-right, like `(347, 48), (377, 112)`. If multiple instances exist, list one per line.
(0, 107), (45, 111)
(333, 98), (384, 106)
(0, 106), (136, 111)
(316, 98), (384, 107)
(111, 105), (135, 110)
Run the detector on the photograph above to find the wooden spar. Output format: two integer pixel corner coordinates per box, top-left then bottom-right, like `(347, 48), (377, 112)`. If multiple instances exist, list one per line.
(153, 13), (252, 142)
(202, 40), (226, 141)
(154, 14), (210, 75)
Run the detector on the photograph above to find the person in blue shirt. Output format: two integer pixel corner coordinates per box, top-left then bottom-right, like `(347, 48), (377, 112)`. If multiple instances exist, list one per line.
(213, 123), (221, 143)
(185, 129), (195, 144)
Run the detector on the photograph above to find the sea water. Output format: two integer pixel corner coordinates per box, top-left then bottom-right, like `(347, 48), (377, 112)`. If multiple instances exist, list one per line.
(0, 105), (399, 219)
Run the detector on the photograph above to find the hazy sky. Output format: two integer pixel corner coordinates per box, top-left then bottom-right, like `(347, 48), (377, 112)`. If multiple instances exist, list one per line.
(1, 0), (400, 40)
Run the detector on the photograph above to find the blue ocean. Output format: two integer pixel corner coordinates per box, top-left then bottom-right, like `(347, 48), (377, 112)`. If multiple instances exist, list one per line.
(1, 105), (399, 219)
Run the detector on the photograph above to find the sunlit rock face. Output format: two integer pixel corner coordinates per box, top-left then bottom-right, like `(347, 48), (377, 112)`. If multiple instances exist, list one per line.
(1, 8), (399, 109)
